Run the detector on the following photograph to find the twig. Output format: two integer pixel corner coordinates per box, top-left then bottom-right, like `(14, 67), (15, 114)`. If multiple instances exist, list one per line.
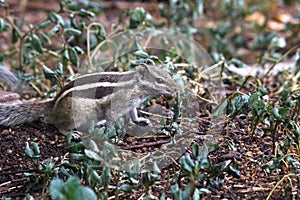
(139, 109), (172, 119)
(122, 139), (171, 150)
(262, 44), (300, 80)
(266, 174), (298, 200)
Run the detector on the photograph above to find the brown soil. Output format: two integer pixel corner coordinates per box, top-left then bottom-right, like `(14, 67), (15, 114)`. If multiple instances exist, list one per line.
(0, 123), (67, 198)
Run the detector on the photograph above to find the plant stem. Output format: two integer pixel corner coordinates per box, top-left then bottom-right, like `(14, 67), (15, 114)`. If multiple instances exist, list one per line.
(115, 170), (120, 200)
(272, 121), (280, 154)
(189, 174), (195, 197)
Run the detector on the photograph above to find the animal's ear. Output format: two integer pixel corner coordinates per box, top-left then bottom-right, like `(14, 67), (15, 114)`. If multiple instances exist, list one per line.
(145, 59), (155, 66)
(136, 63), (151, 77)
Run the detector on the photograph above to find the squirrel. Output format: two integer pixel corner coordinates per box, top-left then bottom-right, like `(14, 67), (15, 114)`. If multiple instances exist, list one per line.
(0, 61), (178, 131)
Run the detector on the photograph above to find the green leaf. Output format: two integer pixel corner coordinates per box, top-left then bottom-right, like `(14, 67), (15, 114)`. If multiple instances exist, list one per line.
(45, 159), (55, 171)
(118, 10), (128, 23)
(160, 192), (166, 200)
(233, 94), (248, 110)
(141, 171), (157, 188)
(132, 159), (141, 174)
(0, 18), (9, 33)
(180, 157), (193, 173)
(73, 46), (84, 54)
(68, 3), (81, 11)
(31, 34), (43, 54)
(38, 20), (52, 29)
(260, 87), (268, 95)
(184, 153), (195, 168)
(95, 23), (106, 41)
(12, 28), (19, 44)
(129, 7), (146, 28)
(153, 161), (161, 174)
(50, 177), (97, 200)
(49, 179), (66, 200)
(63, 48), (69, 59)
(104, 141), (118, 157)
(200, 158), (209, 170)
(41, 32), (51, 45)
(230, 58), (247, 68)
(100, 166), (110, 186)
(56, 63), (63, 78)
(68, 47), (80, 67)
(170, 184), (182, 198)
(253, 33), (276, 50)
(273, 107), (281, 120)
(64, 28), (82, 36)
(72, 187), (97, 200)
(270, 36), (286, 48)
(51, 12), (64, 25)
(79, 9), (95, 18)
(134, 50), (149, 59)
(143, 195), (154, 200)
(211, 160), (231, 175)
(200, 140), (209, 159)
(124, 160), (132, 174)
(70, 153), (85, 161)
(198, 188), (211, 194)
(48, 24), (61, 36)
(62, 49), (69, 67)
(119, 183), (135, 192)
(192, 144), (200, 158)
(131, 7), (146, 22)
(25, 142), (34, 158)
(84, 149), (102, 161)
(31, 142), (40, 155)
(25, 194), (35, 200)
(42, 65), (56, 79)
(229, 165), (240, 177)
(213, 98), (227, 117)
(86, 166), (101, 184)
(193, 189), (201, 200)
(182, 184), (191, 199)
(228, 142), (237, 151)
(278, 107), (290, 121)
(64, 176), (81, 194)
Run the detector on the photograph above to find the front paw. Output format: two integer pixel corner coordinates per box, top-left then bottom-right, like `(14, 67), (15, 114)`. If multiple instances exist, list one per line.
(70, 130), (83, 142)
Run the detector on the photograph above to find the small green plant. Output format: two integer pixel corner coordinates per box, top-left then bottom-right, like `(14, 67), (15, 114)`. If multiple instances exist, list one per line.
(0, 0), (104, 95)
(24, 142), (57, 198)
(49, 176), (97, 200)
(171, 142), (234, 199)
(158, 0), (203, 27)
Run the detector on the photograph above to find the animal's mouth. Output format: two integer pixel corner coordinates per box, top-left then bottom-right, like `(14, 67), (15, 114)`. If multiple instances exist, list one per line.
(171, 92), (177, 98)
(163, 90), (177, 97)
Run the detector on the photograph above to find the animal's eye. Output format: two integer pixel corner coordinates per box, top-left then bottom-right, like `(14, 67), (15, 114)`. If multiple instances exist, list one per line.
(156, 78), (164, 84)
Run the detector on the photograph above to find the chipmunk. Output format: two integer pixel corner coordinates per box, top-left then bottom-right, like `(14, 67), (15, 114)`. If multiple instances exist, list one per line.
(0, 61), (178, 131)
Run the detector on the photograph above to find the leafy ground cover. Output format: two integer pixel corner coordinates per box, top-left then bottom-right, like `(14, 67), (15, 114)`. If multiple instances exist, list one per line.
(0, 0), (300, 199)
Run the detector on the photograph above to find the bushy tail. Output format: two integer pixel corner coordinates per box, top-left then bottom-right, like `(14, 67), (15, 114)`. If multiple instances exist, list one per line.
(0, 100), (52, 127)
(0, 65), (18, 86)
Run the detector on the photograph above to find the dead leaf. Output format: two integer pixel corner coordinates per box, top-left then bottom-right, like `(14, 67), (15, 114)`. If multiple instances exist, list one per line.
(245, 12), (266, 26)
